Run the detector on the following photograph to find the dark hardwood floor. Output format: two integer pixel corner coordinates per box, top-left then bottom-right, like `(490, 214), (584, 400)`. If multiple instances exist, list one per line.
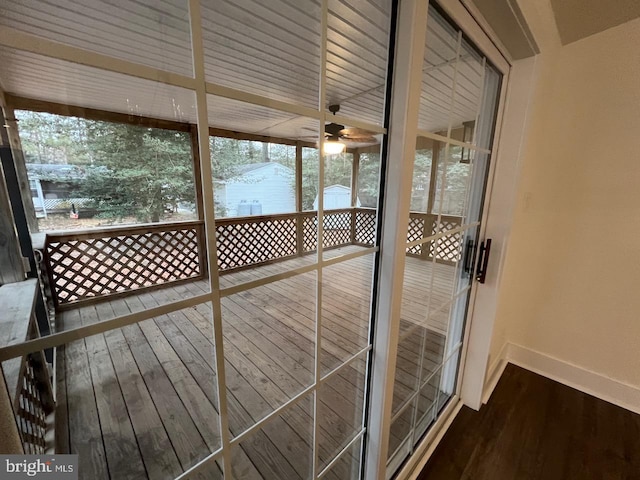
(419, 364), (640, 480)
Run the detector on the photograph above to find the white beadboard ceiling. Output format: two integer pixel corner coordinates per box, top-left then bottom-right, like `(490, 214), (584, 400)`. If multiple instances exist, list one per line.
(0, 46), (199, 123)
(0, 0), (486, 139)
(420, 9), (485, 134)
(207, 94), (320, 139)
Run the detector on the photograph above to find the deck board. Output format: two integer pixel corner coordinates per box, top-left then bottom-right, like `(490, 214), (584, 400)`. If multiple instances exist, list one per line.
(64, 308), (110, 480)
(79, 305), (148, 480)
(103, 299), (186, 480)
(58, 247), (452, 479)
(182, 281), (362, 476)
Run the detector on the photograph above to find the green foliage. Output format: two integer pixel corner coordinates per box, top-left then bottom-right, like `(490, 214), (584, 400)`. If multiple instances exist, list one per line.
(210, 138), (296, 181)
(432, 146), (469, 215)
(17, 110), (195, 223)
(17, 111), (92, 165)
(301, 147), (319, 210)
(358, 152), (381, 208)
(411, 144), (471, 215)
(81, 124), (194, 223)
(411, 149), (433, 212)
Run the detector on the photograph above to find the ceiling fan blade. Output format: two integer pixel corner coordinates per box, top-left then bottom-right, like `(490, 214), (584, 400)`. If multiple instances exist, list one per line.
(342, 136), (378, 144)
(339, 127), (376, 137)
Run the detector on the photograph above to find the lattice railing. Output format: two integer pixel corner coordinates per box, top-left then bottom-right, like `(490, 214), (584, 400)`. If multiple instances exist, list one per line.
(36, 197), (90, 211)
(353, 208), (376, 246)
(430, 215), (463, 263)
(41, 210), (464, 309)
(406, 213), (428, 256)
(215, 209), (355, 272)
(45, 221), (205, 308)
(323, 209), (353, 249)
(1, 288), (55, 455)
(216, 214), (297, 270)
(302, 212), (317, 253)
(15, 354), (53, 454)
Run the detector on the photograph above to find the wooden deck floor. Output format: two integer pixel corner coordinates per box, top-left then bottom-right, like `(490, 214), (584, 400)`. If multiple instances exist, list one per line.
(55, 247), (456, 480)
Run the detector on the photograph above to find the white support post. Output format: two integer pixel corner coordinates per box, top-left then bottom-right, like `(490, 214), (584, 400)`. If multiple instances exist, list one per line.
(364, 1), (428, 479)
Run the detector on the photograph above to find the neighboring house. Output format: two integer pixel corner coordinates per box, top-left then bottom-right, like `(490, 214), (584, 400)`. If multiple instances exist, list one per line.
(214, 162), (295, 217)
(26, 163), (88, 217)
(313, 184), (361, 210)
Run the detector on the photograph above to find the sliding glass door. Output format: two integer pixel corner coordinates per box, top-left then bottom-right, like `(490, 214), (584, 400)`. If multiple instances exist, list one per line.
(385, 5), (503, 476)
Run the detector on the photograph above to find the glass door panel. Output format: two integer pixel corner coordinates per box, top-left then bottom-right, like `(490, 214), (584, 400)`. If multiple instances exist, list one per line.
(229, 393), (314, 479)
(386, 5), (503, 475)
(317, 353), (367, 472)
(319, 436), (363, 480)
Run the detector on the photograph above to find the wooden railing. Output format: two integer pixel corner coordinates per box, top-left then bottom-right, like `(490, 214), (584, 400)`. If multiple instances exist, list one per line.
(44, 221), (206, 309)
(39, 209), (463, 309)
(215, 208), (358, 272)
(353, 207), (377, 246)
(406, 211), (463, 264)
(1, 280), (55, 454)
(13, 351), (54, 454)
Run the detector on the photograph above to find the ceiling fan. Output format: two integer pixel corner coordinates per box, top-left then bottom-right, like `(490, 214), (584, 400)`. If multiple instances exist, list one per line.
(299, 104), (380, 154)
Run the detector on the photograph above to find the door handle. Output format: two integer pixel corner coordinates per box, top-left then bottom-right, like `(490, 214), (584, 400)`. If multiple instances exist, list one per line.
(463, 238), (475, 274)
(475, 239), (492, 284)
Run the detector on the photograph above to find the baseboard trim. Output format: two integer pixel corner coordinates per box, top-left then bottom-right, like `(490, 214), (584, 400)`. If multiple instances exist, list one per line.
(505, 343), (640, 416)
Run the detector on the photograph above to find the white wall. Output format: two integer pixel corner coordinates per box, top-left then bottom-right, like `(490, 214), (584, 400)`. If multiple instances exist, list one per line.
(489, 1), (640, 405)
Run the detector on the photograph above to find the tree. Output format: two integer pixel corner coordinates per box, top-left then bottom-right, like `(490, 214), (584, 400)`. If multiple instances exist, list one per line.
(18, 109), (474, 224)
(16, 111), (92, 165)
(17, 111), (197, 223)
(411, 150), (433, 212)
(433, 146), (470, 215)
(410, 144), (471, 215)
(80, 122), (195, 223)
(357, 152), (381, 208)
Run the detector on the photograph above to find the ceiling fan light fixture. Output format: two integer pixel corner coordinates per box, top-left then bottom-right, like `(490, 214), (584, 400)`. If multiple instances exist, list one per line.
(323, 139), (346, 155)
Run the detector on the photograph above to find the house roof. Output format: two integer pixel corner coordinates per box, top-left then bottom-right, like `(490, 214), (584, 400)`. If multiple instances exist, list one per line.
(236, 162), (292, 175)
(323, 184), (352, 192)
(26, 163), (84, 179)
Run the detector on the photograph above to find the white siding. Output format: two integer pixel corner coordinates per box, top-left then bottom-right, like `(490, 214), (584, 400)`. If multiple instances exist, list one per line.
(222, 164), (295, 217)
